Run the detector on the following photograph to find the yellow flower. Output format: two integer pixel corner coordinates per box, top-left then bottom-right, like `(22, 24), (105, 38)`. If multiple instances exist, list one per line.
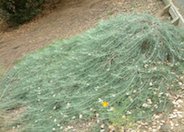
(102, 101), (109, 107)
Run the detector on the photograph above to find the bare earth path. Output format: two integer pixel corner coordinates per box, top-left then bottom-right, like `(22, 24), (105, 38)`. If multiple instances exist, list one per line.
(0, 0), (164, 69)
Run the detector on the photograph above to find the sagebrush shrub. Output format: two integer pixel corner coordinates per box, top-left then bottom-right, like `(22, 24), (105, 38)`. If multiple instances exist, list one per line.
(1, 14), (184, 131)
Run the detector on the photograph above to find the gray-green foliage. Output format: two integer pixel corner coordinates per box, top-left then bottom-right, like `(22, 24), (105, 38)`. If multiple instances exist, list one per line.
(1, 14), (184, 132)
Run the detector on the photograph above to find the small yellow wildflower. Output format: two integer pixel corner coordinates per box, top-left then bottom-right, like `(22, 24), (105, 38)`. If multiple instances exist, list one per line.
(102, 101), (109, 107)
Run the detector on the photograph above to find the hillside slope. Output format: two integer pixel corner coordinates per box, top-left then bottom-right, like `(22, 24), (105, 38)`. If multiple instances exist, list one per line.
(0, 0), (164, 69)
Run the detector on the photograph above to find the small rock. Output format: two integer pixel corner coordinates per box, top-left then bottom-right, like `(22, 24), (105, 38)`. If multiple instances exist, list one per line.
(100, 124), (105, 129)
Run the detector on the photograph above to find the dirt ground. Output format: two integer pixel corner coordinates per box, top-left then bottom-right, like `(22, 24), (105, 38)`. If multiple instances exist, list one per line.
(0, 0), (165, 70)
